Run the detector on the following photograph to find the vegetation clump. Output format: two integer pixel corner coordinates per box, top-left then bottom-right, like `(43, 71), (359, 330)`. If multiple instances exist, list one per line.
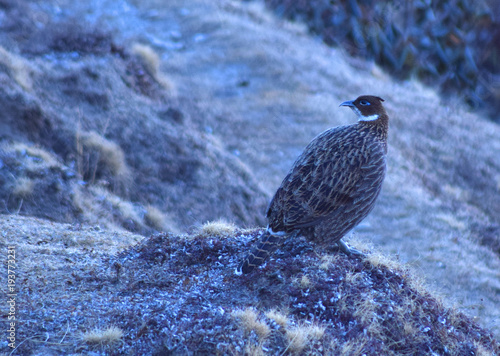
(263, 0), (500, 121)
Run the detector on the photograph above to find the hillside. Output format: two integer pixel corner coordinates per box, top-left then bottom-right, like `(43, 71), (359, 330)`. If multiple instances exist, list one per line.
(2, 215), (499, 354)
(0, 0), (499, 354)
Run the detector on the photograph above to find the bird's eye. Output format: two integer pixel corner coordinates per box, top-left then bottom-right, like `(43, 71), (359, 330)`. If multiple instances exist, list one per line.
(359, 100), (370, 106)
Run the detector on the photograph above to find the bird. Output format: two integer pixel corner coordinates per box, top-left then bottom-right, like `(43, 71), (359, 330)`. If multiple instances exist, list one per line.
(236, 95), (389, 275)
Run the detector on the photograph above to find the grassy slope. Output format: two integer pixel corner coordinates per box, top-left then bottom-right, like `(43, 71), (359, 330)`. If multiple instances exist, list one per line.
(2, 215), (499, 354)
(150, 0), (500, 336)
(0, 0), (499, 353)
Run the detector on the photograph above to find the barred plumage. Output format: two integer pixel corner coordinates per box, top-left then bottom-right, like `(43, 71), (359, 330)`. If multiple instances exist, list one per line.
(237, 96), (389, 274)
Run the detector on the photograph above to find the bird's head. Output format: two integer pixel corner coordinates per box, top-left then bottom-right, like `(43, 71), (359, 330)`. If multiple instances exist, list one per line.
(340, 95), (387, 122)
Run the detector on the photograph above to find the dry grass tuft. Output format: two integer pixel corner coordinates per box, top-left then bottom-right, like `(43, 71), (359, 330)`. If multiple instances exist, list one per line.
(366, 248), (440, 309)
(365, 251), (402, 272)
(406, 270), (437, 301)
(475, 341), (496, 356)
(344, 270), (364, 284)
(306, 324), (326, 340)
(10, 143), (60, 171)
(78, 131), (129, 179)
(285, 322), (325, 354)
(435, 212), (467, 230)
(402, 319), (418, 336)
(144, 205), (169, 231)
(12, 177), (35, 198)
(319, 254), (337, 270)
(340, 335), (369, 356)
(82, 326), (123, 347)
(132, 43), (160, 76)
(144, 205), (165, 230)
(232, 308), (271, 341)
(244, 343), (266, 356)
(265, 309), (289, 328)
(94, 187), (142, 224)
(71, 185), (141, 233)
(131, 43), (175, 92)
(353, 295), (384, 338)
(0, 46), (34, 90)
(299, 275), (312, 289)
(285, 326), (309, 354)
(71, 185), (102, 223)
(291, 275), (313, 290)
(199, 219), (237, 237)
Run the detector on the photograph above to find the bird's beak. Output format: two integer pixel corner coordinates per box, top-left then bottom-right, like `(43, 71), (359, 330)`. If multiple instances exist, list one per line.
(339, 100), (354, 107)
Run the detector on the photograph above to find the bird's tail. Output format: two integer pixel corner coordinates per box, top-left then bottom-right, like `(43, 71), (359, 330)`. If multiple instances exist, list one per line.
(236, 230), (284, 274)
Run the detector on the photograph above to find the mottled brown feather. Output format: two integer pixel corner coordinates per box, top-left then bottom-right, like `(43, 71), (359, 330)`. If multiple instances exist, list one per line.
(237, 96), (389, 274)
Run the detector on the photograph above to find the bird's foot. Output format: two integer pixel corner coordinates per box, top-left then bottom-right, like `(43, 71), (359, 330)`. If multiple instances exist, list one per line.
(337, 240), (365, 257)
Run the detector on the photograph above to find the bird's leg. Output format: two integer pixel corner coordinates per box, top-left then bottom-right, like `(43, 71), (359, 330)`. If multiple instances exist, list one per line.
(337, 239), (365, 257)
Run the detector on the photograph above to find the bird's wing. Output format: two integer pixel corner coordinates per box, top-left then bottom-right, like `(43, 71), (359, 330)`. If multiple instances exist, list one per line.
(267, 126), (385, 232)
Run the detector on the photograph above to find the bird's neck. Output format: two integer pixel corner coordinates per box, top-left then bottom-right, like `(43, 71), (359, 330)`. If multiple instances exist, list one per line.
(359, 114), (389, 149)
